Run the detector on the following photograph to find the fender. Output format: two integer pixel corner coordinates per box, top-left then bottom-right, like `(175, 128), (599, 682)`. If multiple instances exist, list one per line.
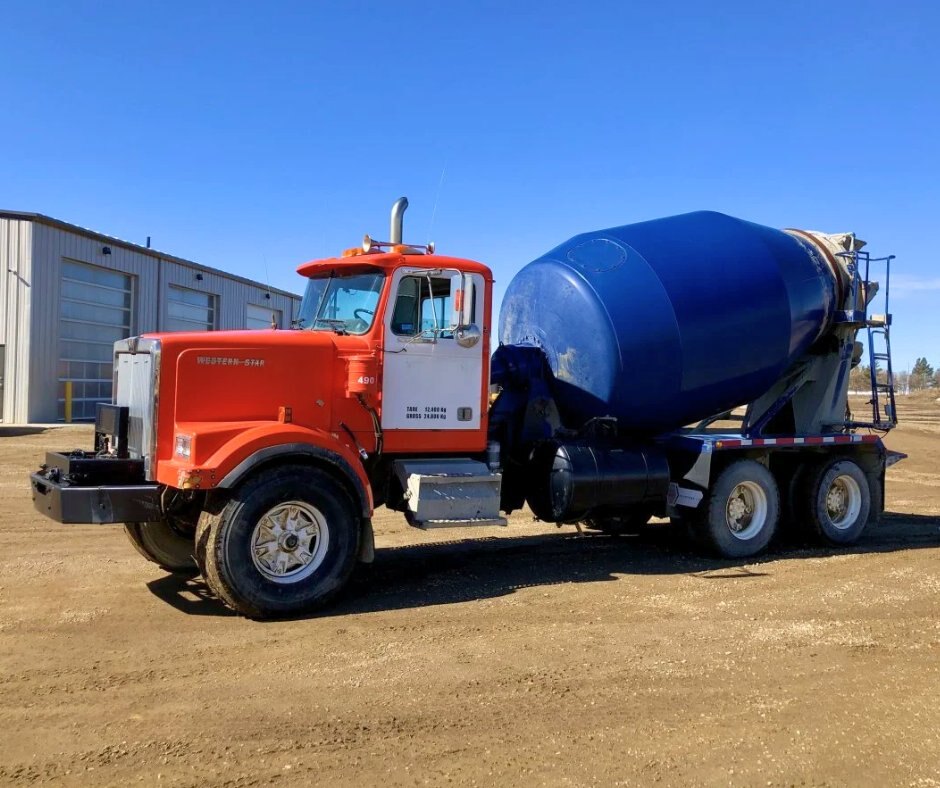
(168, 424), (374, 517)
(218, 441), (373, 518)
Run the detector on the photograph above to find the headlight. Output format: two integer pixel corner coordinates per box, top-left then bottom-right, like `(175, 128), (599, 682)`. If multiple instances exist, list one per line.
(174, 434), (192, 459)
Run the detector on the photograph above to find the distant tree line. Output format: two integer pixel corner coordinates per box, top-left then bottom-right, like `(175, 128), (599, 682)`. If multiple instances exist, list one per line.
(849, 357), (939, 393)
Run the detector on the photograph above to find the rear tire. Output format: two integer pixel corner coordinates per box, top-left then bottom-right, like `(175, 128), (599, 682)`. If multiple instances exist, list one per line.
(693, 459), (779, 558)
(799, 458), (871, 545)
(124, 521), (198, 574)
(195, 465), (360, 619)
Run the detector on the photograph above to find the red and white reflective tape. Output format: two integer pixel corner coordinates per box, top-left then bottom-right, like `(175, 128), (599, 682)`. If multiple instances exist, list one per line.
(714, 434), (880, 449)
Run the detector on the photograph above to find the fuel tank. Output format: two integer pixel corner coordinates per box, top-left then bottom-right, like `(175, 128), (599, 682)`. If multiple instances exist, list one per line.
(497, 211), (841, 433)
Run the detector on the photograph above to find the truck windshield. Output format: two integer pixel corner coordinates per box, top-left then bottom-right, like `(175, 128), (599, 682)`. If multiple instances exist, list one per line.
(295, 271), (384, 335)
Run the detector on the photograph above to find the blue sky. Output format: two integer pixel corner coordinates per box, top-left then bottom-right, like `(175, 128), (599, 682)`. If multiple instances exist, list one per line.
(3, 0), (937, 372)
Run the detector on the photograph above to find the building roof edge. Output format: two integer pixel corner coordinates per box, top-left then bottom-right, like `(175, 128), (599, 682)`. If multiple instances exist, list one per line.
(0, 210), (301, 300)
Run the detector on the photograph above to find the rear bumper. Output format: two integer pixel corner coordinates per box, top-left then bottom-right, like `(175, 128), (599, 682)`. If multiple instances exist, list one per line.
(30, 472), (161, 524)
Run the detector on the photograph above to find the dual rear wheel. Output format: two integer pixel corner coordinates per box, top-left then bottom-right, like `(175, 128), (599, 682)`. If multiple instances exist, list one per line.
(582, 456), (873, 560)
(690, 456), (873, 559)
(798, 459), (872, 545)
(692, 460), (780, 558)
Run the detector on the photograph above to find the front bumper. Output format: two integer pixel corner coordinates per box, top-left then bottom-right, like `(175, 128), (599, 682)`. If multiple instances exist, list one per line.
(30, 473), (161, 524)
(30, 451), (162, 524)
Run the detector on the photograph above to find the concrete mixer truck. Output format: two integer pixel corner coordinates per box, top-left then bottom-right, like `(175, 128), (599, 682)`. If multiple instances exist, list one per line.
(30, 199), (903, 618)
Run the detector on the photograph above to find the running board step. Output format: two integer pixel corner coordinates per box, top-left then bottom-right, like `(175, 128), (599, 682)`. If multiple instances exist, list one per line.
(417, 517), (508, 529)
(392, 458), (505, 529)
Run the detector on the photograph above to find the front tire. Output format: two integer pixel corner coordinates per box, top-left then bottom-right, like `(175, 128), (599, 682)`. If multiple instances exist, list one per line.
(799, 458), (871, 545)
(124, 521), (197, 574)
(693, 459), (779, 558)
(195, 465), (360, 619)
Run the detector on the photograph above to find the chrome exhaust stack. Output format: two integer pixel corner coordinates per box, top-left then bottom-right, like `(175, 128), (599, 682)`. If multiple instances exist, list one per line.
(363, 197), (433, 254)
(390, 197), (408, 244)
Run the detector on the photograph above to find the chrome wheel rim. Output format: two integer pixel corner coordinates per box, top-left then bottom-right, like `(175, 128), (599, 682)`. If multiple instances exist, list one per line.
(250, 501), (329, 584)
(725, 481), (767, 540)
(826, 475), (862, 530)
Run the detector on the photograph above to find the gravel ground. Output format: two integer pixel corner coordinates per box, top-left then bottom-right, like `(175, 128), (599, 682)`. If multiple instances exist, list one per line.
(0, 397), (938, 786)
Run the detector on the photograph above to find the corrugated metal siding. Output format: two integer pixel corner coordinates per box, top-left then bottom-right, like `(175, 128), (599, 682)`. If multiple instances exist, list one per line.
(0, 219), (33, 423)
(29, 224), (162, 422)
(160, 261), (297, 331)
(19, 222), (300, 422)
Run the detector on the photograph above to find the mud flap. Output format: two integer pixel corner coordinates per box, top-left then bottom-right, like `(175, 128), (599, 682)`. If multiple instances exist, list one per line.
(358, 518), (375, 563)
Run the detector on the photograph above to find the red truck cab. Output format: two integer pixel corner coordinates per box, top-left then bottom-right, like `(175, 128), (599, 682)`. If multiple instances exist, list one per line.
(155, 248), (493, 495)
(32, 199), (498, 618)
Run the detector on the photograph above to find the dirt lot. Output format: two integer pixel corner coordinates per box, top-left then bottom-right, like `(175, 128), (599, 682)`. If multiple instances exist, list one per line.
(1, 397), (938, 786)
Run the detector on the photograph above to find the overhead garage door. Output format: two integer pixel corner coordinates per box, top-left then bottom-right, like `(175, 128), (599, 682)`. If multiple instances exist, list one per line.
(58, 260), (134, 421)
(246, 303), (281, 329)
(167, 285), (216, 331)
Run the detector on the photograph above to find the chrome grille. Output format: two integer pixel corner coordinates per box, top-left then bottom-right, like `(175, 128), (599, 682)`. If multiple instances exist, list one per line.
(114, 338), (160, 479)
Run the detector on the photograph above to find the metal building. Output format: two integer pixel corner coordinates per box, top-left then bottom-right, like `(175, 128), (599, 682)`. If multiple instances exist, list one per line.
(0, 212), (301, 423)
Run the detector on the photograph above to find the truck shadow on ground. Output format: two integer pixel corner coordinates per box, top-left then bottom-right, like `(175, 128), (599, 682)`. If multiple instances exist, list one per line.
(146, 511), (940, 619)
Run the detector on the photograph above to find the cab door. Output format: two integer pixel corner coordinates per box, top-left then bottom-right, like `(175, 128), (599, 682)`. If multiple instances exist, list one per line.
(381, 268), (485, 432)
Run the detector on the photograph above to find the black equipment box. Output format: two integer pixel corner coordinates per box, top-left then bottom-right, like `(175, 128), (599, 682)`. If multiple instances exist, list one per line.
(43, 451), (145, 486)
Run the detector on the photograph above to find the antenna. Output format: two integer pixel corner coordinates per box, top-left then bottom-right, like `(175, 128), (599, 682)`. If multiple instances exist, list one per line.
(427, 162), (447, 245)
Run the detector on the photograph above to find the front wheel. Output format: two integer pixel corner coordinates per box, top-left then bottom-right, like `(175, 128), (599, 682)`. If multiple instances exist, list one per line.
(799, 458), (871, 545)
(195, 465), (360, 618)
(693, 459), (780, 558)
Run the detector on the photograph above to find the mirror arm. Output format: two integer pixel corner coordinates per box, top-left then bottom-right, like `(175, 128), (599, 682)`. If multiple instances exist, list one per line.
(425, 272), (440, 334)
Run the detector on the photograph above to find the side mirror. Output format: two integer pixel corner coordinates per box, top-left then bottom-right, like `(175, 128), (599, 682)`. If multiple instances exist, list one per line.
(450, 273), (475, 329)
(455, 324), (481, 348)
(450, 273), (480, 347)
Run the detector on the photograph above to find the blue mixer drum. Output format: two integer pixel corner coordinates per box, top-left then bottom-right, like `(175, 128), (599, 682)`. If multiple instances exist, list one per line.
(498, 211), (839, 432)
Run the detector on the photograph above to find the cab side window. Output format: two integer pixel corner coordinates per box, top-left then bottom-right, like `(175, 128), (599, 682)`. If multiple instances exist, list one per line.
(391, 276), (454, 337)
(391, 276), (420, 335)
(420, 287), (451, 333)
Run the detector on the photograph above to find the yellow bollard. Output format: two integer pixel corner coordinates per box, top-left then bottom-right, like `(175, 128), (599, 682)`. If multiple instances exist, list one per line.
(64, 381), (72, 423)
